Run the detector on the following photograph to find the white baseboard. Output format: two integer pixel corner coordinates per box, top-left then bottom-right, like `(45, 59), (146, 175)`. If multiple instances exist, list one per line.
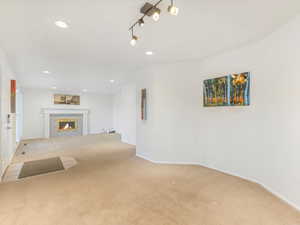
(0, 162), (7, 181)
(136, 153), (300, 212)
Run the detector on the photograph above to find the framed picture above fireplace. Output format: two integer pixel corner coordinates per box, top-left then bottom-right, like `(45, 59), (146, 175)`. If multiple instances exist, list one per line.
(54, 94), (80, 105)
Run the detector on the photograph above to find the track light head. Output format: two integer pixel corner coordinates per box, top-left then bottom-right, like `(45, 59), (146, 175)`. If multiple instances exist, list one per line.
(152, 8), (161, 22)
(168, 5), (179, 16)
(130, 35), (138, 46)
(138, 18), (145, 27)
(168, 0), (179, 16)
(130, 28), (138, 46)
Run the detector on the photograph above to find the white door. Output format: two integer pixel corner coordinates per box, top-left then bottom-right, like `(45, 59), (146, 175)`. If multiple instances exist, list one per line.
(0, 64), (2, 176)
(0, 66), (17, 177)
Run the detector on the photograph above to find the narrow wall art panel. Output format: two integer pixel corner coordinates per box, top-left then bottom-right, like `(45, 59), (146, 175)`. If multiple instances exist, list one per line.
(141, 88), (147, 120)
(54, 94), (80, 105)
(10, 80), (16, 113)
(203, 72), (250, 107)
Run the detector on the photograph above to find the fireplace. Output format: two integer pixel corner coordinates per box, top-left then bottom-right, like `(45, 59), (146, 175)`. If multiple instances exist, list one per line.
(49, 114), (83, 137)
(42, 109), (89, 138)
(57, 119), (77, 131)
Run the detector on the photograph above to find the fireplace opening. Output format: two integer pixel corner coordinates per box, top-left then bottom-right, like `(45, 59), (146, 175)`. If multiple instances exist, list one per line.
(57, 119), (77, 131)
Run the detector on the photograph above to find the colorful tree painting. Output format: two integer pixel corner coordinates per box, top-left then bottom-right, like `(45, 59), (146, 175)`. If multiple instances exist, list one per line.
(203, 72), (250, 107)
(229, 72), (250, 106)
(203, 76), (228, 106)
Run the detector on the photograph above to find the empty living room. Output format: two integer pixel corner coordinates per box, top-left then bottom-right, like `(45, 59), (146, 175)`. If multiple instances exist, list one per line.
(1, 0), (300, 224)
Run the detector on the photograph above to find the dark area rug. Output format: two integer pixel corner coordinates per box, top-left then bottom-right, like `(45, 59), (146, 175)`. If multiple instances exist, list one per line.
(19, 157), (64, 179)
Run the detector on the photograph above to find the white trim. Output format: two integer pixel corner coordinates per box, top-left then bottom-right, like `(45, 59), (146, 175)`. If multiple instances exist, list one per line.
(1, 140), (27, 182)
(136, 153), (300, 212)
(42, 108), (89, 138)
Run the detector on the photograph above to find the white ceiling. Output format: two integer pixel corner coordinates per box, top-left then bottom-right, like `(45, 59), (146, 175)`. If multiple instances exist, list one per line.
(1, 0), (300, 93)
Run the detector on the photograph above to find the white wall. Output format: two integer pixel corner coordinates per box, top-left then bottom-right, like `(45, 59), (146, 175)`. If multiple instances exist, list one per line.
(113, 84), (137, 145)
(136, 15), (300, 210)
(22, 88), (114, 139)
(16, 90), (23, 142)
(0, 49), (17, 177)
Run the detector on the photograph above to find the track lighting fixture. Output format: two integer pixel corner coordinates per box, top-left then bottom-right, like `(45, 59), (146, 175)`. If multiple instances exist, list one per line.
(130, 28), (138, 46)
(129, 0), (180, 46)
(168, 0), (179, 16)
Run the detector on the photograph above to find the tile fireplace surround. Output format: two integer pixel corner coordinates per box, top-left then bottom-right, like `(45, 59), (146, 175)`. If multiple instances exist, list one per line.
(50, 114), (83, 138)
(42, 109), (89, 138)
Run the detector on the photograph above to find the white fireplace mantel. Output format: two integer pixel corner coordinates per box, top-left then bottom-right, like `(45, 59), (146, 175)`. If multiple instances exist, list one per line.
(42, 108), (90, 138)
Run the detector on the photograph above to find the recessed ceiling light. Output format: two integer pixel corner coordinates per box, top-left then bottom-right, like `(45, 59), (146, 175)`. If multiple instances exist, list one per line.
(110, 80), (115, 83)
(145, 51), (154, 56)
(82, 89), (88, 92)
(55, 21), (69, 29)
(43, 70), (50, 74)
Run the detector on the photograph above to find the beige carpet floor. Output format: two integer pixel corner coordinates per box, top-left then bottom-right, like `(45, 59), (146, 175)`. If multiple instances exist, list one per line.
(0, 134), (299, 225)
